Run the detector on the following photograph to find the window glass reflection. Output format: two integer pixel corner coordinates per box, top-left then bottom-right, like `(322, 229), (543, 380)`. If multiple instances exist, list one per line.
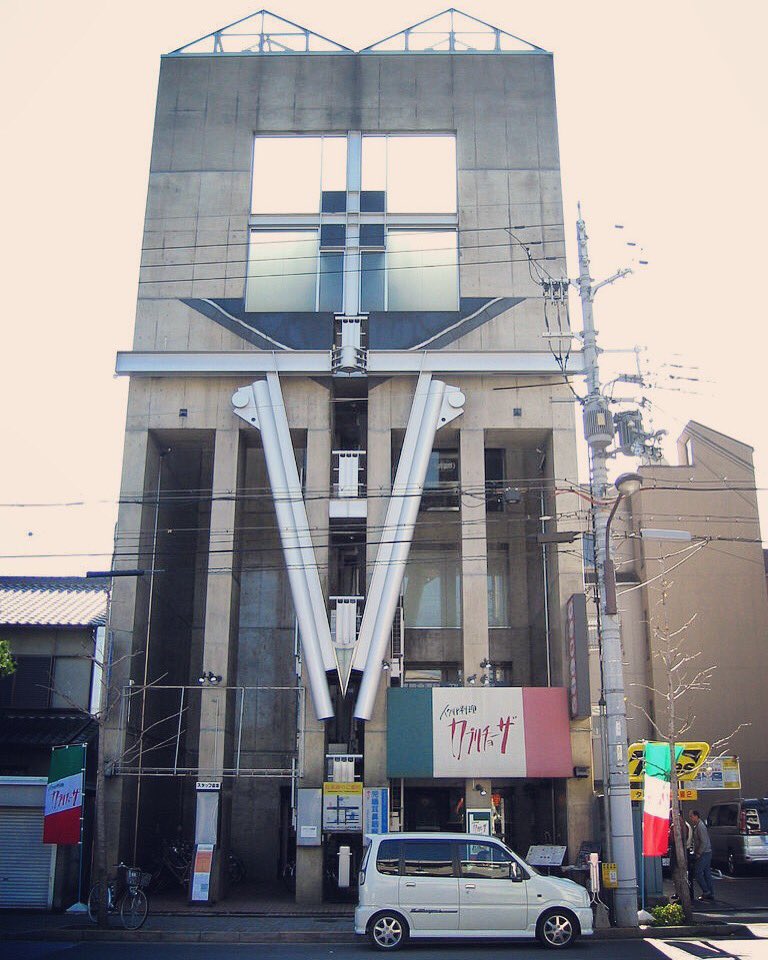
(403, 549), (461, 628)
(246, 231), (318, 311)
(388, 230), (458, 311)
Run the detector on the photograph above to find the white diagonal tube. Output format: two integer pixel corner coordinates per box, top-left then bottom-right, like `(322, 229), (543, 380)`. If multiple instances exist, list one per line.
(354, 375), (459, 720)
(250, 379), (334, 720)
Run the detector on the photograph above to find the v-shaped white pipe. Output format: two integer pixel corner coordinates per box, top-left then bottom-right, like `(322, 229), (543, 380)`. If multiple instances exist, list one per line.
(353, 373), (465, 720)
(233, 374), (335, 721)
(233, 372), (465, 724)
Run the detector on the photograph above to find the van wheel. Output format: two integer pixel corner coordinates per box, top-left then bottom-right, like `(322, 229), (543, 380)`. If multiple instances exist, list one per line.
(369, 911), (409, 951)
(537, 908), (579, 949)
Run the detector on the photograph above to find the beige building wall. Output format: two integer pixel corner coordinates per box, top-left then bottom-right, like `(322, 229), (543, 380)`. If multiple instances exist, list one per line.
(614, 422), (768, 802)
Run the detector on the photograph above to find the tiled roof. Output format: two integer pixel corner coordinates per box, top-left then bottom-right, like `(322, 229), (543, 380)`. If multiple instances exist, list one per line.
(0, 577), (108, 627)
(0, 709), (98, 748)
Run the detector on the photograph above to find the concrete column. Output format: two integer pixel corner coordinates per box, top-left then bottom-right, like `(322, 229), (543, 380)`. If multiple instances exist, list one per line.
(459, 427), (490, 817)
(363, 384), (393, 786)
(296, 389), (330, 904)
(194, 427), (240, 846)
(103, 418), (156, 864)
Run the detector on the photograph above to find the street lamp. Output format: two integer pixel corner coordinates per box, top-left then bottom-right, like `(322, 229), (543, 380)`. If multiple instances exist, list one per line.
(604, 473), (643, 615)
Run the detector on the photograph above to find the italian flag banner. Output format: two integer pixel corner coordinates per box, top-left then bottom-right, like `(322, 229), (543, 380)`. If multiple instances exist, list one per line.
(43, 744), (85, 845)
(642, 741), (682, 856)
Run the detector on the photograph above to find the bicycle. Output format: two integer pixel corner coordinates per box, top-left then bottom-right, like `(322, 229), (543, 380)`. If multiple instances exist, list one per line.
(87, 862), (150, 929)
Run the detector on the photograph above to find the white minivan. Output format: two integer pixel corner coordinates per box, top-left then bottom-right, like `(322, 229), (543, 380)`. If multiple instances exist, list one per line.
(356, 833), (593, 951)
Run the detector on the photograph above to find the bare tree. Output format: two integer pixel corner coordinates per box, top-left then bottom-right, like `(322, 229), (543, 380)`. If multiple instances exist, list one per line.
(629, 556), (749, 922)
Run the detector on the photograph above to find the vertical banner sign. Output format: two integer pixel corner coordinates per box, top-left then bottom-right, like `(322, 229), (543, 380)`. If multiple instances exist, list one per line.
(566, 594), (590, 719)
(363, 788), (389, 835)
(43, 744), (85, 845)
(642, 742), (682, 856)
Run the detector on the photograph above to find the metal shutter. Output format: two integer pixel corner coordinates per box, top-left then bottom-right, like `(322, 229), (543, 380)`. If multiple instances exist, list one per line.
(0, 808), (55, 908)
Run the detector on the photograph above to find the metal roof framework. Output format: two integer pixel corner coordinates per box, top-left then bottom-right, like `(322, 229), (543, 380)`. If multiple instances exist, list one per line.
(169, 10), (353, 55)
(361, 9), (546, 54)
(167, 8), (546, 57)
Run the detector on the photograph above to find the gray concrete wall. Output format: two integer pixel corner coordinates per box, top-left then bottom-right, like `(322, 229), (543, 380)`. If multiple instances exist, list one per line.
(111, 41), (588, 894)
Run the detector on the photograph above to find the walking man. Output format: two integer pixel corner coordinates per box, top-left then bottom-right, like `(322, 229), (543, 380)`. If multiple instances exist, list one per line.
(690, 810), (714, 901)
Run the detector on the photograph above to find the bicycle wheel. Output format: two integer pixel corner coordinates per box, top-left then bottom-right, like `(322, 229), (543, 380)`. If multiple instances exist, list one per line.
(87, 881), (105, 924)
(120, 889), (148, 930)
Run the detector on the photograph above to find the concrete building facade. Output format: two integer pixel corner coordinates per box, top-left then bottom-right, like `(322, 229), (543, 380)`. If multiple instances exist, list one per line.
(105, 10), (592, 903)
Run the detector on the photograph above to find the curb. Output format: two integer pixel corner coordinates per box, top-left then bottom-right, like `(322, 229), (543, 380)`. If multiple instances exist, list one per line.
(6, 921), (752, 944)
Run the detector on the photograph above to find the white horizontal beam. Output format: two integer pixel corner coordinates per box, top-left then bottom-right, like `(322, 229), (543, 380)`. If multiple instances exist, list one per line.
(116, 350), (584, 377)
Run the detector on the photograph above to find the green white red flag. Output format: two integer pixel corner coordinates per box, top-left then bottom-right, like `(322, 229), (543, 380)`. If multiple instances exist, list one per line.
(642, 741), (682, 856)
(43, 744), (85, 845)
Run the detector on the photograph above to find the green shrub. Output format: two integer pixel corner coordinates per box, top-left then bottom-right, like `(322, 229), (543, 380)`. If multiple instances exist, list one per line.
(651, 903), (685, 926)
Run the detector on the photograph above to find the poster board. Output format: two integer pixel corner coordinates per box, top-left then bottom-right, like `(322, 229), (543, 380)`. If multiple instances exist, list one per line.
(526, 845), (567, 867)
(466, 808), (492, 836)
(323, 782), (363, 833)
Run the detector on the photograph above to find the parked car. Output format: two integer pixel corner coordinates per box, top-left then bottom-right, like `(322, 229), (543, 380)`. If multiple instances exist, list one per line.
(707, 799), (768, 875)
(355, 832), (593, 951)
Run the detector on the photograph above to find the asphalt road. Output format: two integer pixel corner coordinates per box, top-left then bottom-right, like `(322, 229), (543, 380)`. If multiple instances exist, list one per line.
(5, 933), (768, 960)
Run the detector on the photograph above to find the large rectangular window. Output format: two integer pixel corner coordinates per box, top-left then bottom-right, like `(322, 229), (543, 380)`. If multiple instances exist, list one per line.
(247, 132), (458, 313)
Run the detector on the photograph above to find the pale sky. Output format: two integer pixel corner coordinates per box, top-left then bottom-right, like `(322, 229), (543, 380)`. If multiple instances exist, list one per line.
(1, 1), (766, 575)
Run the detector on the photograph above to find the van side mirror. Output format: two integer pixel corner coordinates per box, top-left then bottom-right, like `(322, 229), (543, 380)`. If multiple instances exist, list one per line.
(510, 862), (523, 882)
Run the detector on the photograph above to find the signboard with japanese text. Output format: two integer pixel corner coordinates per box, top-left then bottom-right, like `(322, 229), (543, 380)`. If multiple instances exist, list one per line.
(391, 687), (573, 779)
(43, 744), (85, 845)
(190, 843), (214, 901)
(323, 782), (363, 833)
(466, 809), (492, 835)
(631, 787), (697, 802)
(363, 787), (389, 835)
(628, 741), (709, 783)
(526, 845), (567, 867)
(688, 757), (741, 791)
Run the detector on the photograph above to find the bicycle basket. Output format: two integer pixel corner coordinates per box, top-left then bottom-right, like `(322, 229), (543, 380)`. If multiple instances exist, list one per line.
(126, 867), (142, 887)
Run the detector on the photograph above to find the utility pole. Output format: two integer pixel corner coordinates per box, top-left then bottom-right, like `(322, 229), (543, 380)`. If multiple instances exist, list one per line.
(576, 205), (639, 928)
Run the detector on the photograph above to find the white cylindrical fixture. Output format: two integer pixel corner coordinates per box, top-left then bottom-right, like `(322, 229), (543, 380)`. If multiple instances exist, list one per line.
(254, 380), (334, 720)
(266, 374), (336, 672)
(354, 379), (447, 720)
(337, 845), (352, 888)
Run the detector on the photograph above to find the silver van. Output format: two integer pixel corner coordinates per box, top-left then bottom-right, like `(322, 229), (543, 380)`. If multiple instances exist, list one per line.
(355, 832), (593, 951)
(707, 799), (768, 874)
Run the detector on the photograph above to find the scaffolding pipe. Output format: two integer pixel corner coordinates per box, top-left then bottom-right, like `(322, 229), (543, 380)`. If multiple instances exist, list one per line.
(233, 378), (334, 720)
(354, 374), (465, 719)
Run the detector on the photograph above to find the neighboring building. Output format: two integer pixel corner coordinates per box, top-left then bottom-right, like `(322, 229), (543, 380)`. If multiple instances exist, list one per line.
(587, 421), (768, 811)
(0, 576), (107, 908)
(106, 9), (590, 904)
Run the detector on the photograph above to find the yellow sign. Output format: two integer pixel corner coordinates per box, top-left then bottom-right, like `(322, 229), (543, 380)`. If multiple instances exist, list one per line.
(628, 742), (710, 783)
(631, 787), (698, 802)
(601, 862), (618, 889)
